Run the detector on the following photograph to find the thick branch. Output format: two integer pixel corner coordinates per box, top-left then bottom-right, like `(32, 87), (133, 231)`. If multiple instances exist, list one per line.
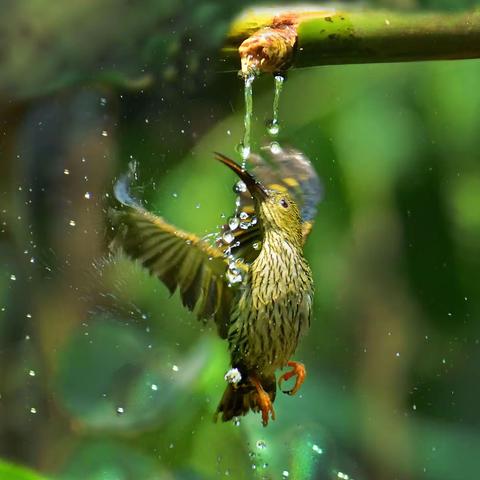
(219, 6), (480, 72)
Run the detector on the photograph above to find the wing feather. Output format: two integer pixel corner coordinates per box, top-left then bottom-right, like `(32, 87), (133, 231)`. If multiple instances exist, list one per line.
(111, 173), (245, 338)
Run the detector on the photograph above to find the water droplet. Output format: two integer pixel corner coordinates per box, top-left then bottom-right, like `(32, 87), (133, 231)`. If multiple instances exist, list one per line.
(282, 471), (289, 478)
(239, 222), (250, 230)
(172, 365), (179, 372)
(256, 440), (267, 450)
(222, 232), (235, 244)
(151, 384), (158, 391)
(229, 261), (239, 272)
(234, 180), (247, 193)
(269, 141), (282, 155)
(84, 192), (91, 200)
(100, 97), (107, 106)
(101, 130), (108, 137)
(227, 260), (242, 284)
(28, 370), (36, 377)
(172, 192), (178, 198)
(9, 274), (16, 281)
(30, 407), (37, 414)
(267, 120), (280, 136)
(69, 220), (76, 227)
(253, 242), (261, 250)
(312, 444), (323, 454)
(116, 406), (124, 415)
(227, 270), (242, 285)
(239, 211), (249, 220)
(234, 418), (241, 427)
(228, 217), (240, 230)
(63, 168), (70, 175)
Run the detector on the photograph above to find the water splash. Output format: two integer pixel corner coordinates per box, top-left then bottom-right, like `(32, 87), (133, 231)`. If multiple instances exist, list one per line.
(237, 74), (255, 169)
(226, 254), (243, 284)
(267, 75), (285, 137)
(224, 368), (242, 384)
(222, 231), (235, 245)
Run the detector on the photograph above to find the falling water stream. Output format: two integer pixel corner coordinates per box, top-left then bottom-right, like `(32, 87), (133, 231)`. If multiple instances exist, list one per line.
(238, 74), (255, 169)
(227, 72), (288, 266)
(238, 73), (286, 170)
(225, 71), (287, 283)
(267, 74), (285, 137)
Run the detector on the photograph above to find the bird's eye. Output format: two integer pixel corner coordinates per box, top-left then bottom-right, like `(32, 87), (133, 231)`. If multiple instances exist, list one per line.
(280, 198), (289, 208)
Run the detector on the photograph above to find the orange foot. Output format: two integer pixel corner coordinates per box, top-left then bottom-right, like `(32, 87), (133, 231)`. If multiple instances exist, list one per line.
(278, 361), (306, 396)
(251, 377), (276, 427)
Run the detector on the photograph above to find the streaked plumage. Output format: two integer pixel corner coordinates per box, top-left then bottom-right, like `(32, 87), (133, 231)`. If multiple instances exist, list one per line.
(110, 147), (321, 426)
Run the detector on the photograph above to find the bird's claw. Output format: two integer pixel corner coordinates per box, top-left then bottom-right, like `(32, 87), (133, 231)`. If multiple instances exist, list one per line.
(258, 393), (276, 427)
(251, 376), (276, 427)
(278, 361), (306, 396)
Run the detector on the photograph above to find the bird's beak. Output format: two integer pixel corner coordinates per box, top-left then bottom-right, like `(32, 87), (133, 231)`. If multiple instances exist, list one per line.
(215, 152), (268, 201)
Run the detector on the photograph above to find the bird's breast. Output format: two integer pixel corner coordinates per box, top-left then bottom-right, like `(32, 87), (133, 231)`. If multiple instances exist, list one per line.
(228, 237), (313, 373)
(250, 239), (312, 306)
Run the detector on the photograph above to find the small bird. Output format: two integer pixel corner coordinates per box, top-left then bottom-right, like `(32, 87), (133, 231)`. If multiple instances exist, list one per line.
(111, 147), (321, 426)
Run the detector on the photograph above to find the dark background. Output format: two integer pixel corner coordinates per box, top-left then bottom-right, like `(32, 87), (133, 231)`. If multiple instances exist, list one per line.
(1, 1), (480, 479)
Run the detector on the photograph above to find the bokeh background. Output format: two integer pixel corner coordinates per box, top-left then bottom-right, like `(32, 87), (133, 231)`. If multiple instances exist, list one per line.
(1, 1), (480, 479)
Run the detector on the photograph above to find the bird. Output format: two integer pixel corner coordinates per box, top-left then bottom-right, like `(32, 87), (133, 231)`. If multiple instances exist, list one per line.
(110, 146), (322, 426)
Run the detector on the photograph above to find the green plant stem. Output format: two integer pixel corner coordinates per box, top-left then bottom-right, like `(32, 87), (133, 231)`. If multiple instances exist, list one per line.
(219, 7), (480, 71)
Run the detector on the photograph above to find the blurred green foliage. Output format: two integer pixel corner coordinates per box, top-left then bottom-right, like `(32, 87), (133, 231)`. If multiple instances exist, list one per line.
(0, 459), (50, 480)
(1, 1), (480, 480)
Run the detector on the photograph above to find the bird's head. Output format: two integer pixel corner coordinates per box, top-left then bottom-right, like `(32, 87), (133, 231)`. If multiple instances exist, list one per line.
(215, 153), (303, 245)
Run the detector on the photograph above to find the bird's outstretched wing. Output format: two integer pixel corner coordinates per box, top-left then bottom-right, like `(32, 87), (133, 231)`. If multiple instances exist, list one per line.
(217, 146), (322, 263)
(111, 171), (246, 338)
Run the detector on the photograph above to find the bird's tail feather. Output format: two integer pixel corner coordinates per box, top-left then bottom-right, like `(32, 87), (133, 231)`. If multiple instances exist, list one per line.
(214, 376), (276, 423)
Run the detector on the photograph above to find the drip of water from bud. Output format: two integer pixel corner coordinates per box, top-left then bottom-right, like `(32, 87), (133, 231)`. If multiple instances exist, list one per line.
(267, 75), (285, 137)
(237, 74), (255, 170)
